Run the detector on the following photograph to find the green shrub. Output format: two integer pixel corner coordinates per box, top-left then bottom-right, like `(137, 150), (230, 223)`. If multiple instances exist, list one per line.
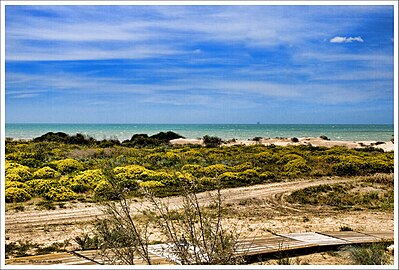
(182, 164), (203, 177)
(254, 151), (279, 164)
(52, 158), (83, 174)
(284, 159), (311, 174)
(6, 173), (22, 182)
(114, 165), (150, 180)
(44, 186), (78, 201)
(276, 154), (303, 165)
(93, 180), (119, 200)
(346, 242), (391, 265)
(340, 225), (353, 231)
(203, 135), (223, 148)
(237, 169), (260, 184)
(6, 152), (41, 167)
(219, 172), (239, 185)
(147, 171), (175, 185)
(33, 166), (60, 179)
(71, 169), (106, 193)
(25, 179), (59, 196)
(197, 177), (218, 190)
(174, 171), (195, 183)
(146, 152), (181, 166)
(5, 187), (32, 203)
(259, 171), (276, 181)
(5, 181), (30, 192)
(232, 162), (253, 172)
(74, 233), (100, 251)
(181, 150), (203, 163)
(139, 180), (165, 188)
(367, 159), (393, 174)
(288, 184), (347, 205)
(6, 163), (32, 181)
(332, 156), (366, 176)
(201, 164), (230, 177)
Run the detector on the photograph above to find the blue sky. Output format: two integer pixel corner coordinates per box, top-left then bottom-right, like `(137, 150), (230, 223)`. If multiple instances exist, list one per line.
(5, 5), (394, 124)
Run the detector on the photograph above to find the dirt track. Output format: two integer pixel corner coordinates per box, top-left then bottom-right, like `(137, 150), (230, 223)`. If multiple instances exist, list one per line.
(6, 177), (367, 247)
(6, 177), (350, 228)
(5, 178), (394, 250)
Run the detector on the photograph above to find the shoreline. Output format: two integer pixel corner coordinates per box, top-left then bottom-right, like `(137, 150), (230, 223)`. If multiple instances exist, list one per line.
(5, 123), (394, 142)
(170, 137), (395, 152)
(6, 136), (394, 152)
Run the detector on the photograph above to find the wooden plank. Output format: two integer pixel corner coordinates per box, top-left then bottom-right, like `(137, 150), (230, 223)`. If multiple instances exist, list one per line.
(361, 231), (394, 240)
(5, 231), (394, 265)
(319, 231), (381, 244)
(278, 232), (348, 246)
(236, 235), (316, 256)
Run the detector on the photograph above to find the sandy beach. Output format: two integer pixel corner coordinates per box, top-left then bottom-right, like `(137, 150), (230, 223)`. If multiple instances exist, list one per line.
(170, 137), (394, 152)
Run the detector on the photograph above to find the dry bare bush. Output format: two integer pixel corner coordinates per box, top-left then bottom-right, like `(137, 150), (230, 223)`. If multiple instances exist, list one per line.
(94, 163), (244, 265)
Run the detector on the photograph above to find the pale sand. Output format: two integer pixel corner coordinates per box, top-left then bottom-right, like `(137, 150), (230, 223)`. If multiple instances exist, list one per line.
(170, 137), (394, 152)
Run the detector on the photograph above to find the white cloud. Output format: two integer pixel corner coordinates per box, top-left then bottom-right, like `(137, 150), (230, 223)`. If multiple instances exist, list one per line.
(12, 93), (39, 99)
(5, 6), (370, 61)
(330, 36), (364, 43)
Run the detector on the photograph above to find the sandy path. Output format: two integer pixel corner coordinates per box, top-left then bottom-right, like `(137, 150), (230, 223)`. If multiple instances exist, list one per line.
(5, 177), (357, 248)
(6, 177), (349, 228)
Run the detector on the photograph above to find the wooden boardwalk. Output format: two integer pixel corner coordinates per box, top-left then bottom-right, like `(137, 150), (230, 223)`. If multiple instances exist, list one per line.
(5, 231), (394, 265)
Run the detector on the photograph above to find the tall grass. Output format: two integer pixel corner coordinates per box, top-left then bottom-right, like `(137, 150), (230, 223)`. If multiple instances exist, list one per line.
(345, 242), (391, 265)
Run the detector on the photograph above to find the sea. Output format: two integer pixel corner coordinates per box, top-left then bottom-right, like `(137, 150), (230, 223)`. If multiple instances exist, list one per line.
(4, 123), (394, 142)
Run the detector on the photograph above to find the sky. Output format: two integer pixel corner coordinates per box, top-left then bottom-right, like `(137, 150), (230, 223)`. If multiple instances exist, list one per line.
(4, 4), (395, 124)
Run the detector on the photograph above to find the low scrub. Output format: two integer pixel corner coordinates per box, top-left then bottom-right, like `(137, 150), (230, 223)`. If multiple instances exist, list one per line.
(5, 136), (394, 203)
(287, 179), (393, 210)
(344, 242), (392, 265)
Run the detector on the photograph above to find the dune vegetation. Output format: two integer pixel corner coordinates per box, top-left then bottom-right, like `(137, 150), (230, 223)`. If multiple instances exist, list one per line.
(5, 131), (394, 204)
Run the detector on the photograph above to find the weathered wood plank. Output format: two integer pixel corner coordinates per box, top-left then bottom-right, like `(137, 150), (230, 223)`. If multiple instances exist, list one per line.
(361, 231), (394, 240)
(318, 231), (382, 244)
(278, 232), (348, 246)
(5, 231), (393, 265)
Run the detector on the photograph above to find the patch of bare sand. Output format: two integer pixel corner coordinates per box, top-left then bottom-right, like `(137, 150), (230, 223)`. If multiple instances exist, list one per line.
(5, 176), (393, 256)
(174, 137), (395, 152)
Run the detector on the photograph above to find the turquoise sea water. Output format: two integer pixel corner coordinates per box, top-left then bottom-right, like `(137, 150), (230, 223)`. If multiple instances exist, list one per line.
(5, 123), (394, 142)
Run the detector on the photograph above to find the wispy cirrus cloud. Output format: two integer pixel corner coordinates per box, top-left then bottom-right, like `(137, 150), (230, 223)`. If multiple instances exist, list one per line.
(5, 6), (375, 61)
(5, 5), (394, 124)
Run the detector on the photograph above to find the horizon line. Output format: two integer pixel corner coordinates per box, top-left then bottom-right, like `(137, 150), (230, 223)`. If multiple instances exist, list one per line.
(5, 122), (394, 125)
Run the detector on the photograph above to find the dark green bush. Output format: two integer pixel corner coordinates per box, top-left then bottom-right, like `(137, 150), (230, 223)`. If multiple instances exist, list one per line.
(203, 135), (223, 148)
(33, 132), (96, 145)
(284, 159), (311, 174)
(332, 157), (366, 176)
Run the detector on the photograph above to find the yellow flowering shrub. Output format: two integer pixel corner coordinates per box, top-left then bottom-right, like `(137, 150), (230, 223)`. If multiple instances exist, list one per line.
(201, 164), (229, 177)
(52, 158), (83, 174)
(93, 180), (119, 200)
(44, 186), (78, 201)
(175, 171), (194, 182)
(6, 163), (32, 181)
(181, 164), (203, 177)
(33, 166), (60, 179)
(146, 151), (181, 166)
(6, 173), (22, 182)
(284, 158), (311, 173)
(5, 187), (32, 203)
(71, 169), (106, 192)
(5, 181), (31, 192)
(114, 165), (149, 178)
(25, 179), (58, 196)
(139, 180), (165, 188)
